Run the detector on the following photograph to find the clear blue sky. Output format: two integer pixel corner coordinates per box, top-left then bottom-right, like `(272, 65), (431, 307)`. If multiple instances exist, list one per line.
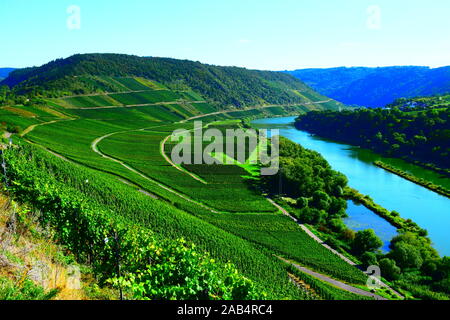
(1, 0), (449, 70)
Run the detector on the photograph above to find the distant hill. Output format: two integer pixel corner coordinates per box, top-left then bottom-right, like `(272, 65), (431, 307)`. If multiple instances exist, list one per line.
(285, 66), (450, 107)
(0, 68), (16, 81)
(1, 54), (338, 109)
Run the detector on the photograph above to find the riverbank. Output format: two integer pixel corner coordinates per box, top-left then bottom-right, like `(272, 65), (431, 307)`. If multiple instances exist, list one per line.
(374, 161), (450, 198)
(343, 187), (425, 236)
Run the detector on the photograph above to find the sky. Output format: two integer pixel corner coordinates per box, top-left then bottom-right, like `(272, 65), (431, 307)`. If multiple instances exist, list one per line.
(1, 0), (449, 70)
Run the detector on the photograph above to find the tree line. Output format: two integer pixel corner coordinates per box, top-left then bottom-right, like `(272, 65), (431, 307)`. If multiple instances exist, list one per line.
(295, 106), (450, 171)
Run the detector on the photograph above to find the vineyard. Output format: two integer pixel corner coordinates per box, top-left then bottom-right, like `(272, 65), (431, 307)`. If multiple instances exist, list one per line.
(97, 129), (276, 213)
(1, 74), (371, 300)
(2, 144), (271, 299)
(2, 143), (304, 299)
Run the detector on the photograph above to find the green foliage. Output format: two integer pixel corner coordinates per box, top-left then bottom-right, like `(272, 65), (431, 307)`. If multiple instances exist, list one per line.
(296, 197), (308, 209)
(257, 137), (368, 284)
(390, 242), (424, 270)
(295, 106), (450, 171)
(388, 232), (436, 270)
(352, 229), (383, 255)
(379, 258), (401, 281)
(311, 190), (331, 211)
(382, 232), (449, 298)
(109, 239), (261, 300)
(0, 277), (58, 300)
(262, 136), (351, 239)
(360, 252), (378, 268)
(264, 137), (348, 202)
(99, 129), (275, 213)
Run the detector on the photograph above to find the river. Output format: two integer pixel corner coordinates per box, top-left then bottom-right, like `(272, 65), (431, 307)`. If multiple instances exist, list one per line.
(252, 116), (450, 256)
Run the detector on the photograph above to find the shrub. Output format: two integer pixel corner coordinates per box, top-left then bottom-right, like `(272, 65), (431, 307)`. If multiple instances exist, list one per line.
(352, 229), (383, 255)
(360, 252), (378, 268)
(379, 258), (401, 281)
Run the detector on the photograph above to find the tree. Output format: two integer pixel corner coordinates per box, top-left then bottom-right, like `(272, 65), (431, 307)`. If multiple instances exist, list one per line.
(390, 242), (423, 270)
(296, 197), (308, 209)
(328, 218), (346, 233)
(299, 207), (326, 225)
(352, 229), (383, 255)
(328, 197), (347, 216)
(342, 229), (356, 242)
(379, 258), (401, 281)
(360, 252), (378, 268)
(310, 190), (331, 211)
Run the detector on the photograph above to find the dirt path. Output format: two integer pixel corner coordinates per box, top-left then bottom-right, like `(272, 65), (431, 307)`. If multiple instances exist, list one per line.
(279, 257), (387, 300)
(18, 118), (218, 214)
(267, 199), (357, 265)
(23, 138), (70, 161)
(21, 118), (75, 137)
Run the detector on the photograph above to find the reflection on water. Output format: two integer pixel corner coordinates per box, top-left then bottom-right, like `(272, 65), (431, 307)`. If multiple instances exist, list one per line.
(345, 201), (397, 253)
(252, 116), (450, 256)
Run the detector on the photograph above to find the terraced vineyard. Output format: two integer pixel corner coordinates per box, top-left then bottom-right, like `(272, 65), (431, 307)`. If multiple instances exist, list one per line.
(1, 73), (372, 300)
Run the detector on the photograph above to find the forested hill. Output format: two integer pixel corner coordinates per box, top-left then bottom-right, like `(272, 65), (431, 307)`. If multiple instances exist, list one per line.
(286, 66), (450, 108)
(1, 54), (333, 108)
(0, 68), (16, 81)
(295, 99), (450, 171)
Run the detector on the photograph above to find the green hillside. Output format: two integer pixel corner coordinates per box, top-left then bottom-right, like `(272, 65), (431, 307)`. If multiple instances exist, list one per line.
(1, 54), (342, 109)
(0, 55), (380, 301)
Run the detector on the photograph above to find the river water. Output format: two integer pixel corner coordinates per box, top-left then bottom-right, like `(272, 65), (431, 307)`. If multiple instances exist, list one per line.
(252, 116), (450, 256)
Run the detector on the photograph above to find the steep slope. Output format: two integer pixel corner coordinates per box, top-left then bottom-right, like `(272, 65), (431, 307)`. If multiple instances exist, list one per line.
(286, 66), (450, 107)
(1, 54), (337, 109)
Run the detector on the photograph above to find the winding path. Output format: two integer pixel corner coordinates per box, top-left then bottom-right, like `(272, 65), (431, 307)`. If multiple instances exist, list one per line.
(21, 118), (75, 137)
(91, 130), (220, 213)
